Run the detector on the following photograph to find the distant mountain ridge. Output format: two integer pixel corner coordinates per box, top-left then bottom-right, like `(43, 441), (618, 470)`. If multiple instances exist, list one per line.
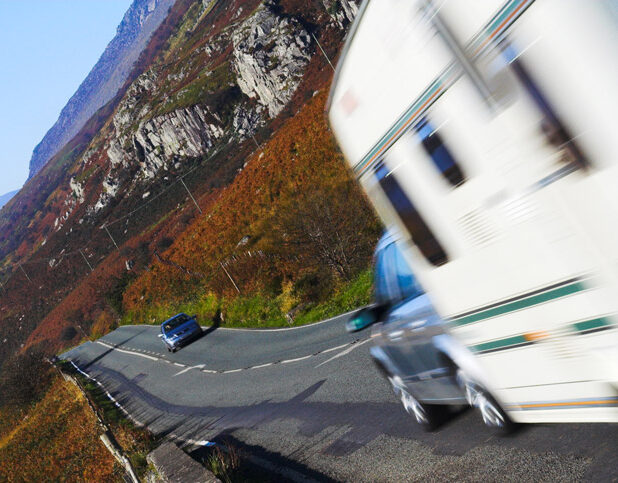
(0, 190), (18, 210)
(27, 0), (176, 179)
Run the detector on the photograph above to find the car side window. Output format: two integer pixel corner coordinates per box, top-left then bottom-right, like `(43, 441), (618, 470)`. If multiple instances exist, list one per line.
(374, 236), (424, 305)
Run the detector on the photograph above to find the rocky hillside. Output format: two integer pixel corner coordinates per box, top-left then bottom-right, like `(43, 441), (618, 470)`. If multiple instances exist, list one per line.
(0, 0), (370, 367)
(28, 0), (176, 179)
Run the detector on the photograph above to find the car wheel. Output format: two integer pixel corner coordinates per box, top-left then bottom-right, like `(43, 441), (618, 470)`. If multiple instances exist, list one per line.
(167, 347), (171, 352)
(388, 375), (436, 430)
(456, 369), (513, 431)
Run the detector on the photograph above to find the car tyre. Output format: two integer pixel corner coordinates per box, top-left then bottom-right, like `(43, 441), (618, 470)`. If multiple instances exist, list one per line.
(388, 375), (439, 431)
(456, 369), (513, 433)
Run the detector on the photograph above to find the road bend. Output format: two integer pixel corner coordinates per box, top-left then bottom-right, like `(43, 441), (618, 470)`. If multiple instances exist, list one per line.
(60, 313), (617, 481)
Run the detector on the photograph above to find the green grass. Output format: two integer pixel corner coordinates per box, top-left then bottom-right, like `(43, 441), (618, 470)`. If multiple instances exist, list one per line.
(293, 269), (373, 325)
(154, 61), (234, 116)
(121, 269), (373, 329)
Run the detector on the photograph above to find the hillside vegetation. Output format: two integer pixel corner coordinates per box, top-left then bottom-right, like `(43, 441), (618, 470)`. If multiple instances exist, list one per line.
(0, 0), (371, 477)
(0, 376), (119, 481)
(123, 89), (380, 327)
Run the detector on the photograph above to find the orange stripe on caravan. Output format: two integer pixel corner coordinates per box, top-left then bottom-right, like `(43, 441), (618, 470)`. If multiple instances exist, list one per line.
(475, 0), (530, 54)
(518, 399), (616, 409)
(358, 85), (444, 175)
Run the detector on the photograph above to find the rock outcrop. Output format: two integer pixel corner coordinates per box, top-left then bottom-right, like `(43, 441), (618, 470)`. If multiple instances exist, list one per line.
(323, 0), (360, 29)
(232, 2), (312, 118)
(94, 1), (317, 210)
(134, 105), (224, 178)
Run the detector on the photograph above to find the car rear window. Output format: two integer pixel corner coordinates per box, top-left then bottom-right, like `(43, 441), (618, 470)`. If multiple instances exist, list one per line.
(163, 314), (191, 332)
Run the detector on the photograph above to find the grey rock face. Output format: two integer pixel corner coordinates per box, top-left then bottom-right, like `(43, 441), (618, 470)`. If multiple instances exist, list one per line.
(93, 0), (317, 212)
(232, 104), (263, 140)
(322, 0), (360, 29)
(134, 105), (224, 178)
(232, 2), (312, 118)
(28, 0), (175, 179)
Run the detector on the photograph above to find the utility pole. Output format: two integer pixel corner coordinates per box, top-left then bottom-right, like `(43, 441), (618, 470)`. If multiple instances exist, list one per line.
(180, 178), (202, 214)
(219, 261), (240, 294)
(250, 133), (260, 149)
(102, 224), (120, 251)
(79, 249), (94, 272)
(311, 32), (335, 72)
(18, 264), (33, 284)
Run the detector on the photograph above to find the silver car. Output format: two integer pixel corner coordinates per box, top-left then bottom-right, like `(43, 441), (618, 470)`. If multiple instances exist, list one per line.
(348, 232), (512, 430)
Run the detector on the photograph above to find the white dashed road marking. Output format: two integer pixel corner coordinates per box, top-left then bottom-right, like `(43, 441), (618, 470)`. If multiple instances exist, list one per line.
(96, 341), (159, 361)
(315, 338), (371, 368)
(94, 337), (369, 374)
(282, 355), (312, 364)
(174, 364), (205, 376)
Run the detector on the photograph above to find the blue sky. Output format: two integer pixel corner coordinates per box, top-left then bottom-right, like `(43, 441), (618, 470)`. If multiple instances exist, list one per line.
(0, 0), (132, 196)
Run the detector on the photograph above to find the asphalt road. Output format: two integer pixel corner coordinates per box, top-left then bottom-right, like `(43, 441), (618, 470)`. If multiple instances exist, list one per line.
(61, 314), (617, 482)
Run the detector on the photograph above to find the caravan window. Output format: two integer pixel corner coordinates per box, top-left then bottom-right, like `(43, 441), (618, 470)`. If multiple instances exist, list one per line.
(374, 161), (449, 266)
(502, 44), (589, 170)
(414, 117), (466, 187)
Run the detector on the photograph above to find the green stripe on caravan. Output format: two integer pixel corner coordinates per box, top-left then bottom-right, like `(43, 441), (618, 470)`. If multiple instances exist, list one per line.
(472, 335), (528, 353)
(572, 317), (612, 333)
(451, 281), (586, 327)
(472, 317), (614, 355)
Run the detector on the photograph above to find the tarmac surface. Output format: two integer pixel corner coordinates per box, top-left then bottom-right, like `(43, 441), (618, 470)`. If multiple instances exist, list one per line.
(61, 313), (617, 481)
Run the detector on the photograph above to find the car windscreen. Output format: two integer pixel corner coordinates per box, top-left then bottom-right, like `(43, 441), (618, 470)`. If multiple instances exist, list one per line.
(162, 314), (191, 332)
(374, 238), (423, 305)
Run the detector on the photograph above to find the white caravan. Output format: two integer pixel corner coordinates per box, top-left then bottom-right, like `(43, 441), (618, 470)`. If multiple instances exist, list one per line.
(328, 0), (618, 423)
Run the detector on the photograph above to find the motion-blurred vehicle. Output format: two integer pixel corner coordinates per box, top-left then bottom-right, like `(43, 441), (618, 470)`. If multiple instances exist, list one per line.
(158, 313), (202, 352)
(349, 231), (511, 429)
(330, 0), (618, 423)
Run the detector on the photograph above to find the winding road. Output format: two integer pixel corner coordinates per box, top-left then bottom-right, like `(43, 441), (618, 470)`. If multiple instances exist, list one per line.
(60, 313), (617, 481)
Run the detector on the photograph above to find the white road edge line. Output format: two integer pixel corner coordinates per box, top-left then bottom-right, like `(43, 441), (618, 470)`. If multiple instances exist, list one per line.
(251, 362), (273, 369)
(120, 307), (361, 333)
(68, 360), (144, 427)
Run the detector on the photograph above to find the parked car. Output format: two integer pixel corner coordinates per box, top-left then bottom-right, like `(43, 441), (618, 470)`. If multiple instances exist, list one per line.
(159, 313), (203, 352)
(348, 231), (512, 430)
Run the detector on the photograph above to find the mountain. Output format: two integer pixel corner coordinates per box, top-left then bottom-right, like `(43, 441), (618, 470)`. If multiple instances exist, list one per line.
(27, 0), (176, 179)
(0, 0), (370, 372)
(0, 190), (18, 210)
(1, 0), (380, 474)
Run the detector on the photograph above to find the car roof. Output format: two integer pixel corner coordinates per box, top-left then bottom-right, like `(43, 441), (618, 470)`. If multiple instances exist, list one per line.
(161, 312), (189, 324)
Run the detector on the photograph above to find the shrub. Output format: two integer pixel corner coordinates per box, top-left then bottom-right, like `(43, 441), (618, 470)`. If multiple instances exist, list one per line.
(0, 350), (53, 408)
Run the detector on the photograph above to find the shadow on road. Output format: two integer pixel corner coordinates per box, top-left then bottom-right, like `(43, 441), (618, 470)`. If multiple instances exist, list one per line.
(189, 434), (338, 482)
